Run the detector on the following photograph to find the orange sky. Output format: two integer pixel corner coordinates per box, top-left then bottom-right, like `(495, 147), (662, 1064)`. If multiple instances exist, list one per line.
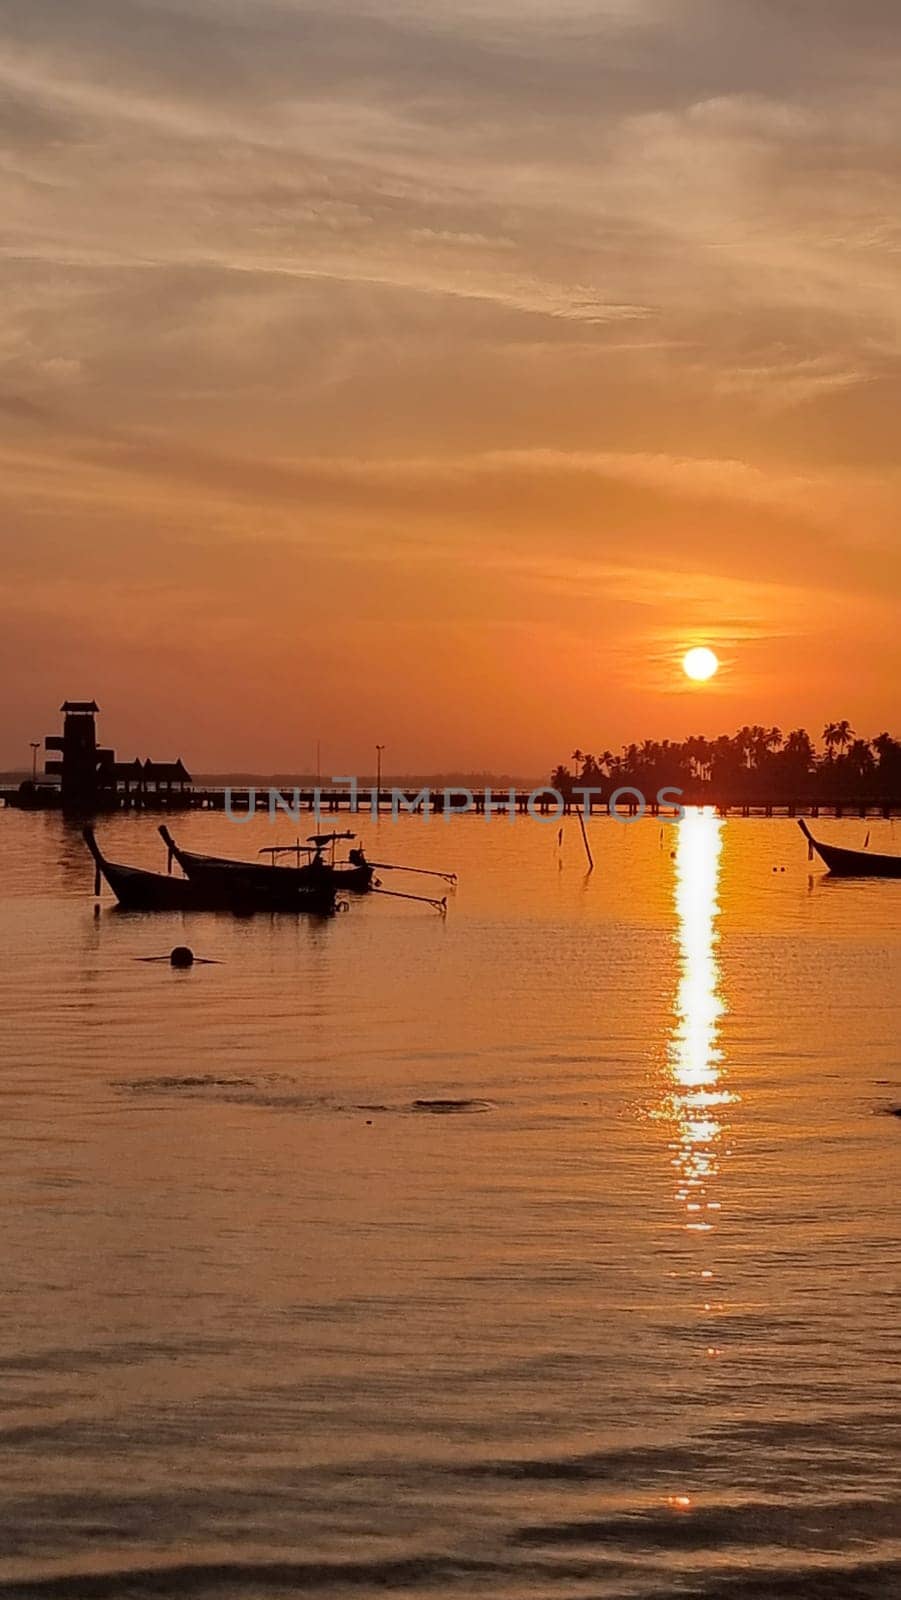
(1, 0), (900, 772)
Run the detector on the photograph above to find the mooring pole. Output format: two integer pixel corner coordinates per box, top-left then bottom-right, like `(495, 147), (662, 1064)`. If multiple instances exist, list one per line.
(577, 806), (594, 872)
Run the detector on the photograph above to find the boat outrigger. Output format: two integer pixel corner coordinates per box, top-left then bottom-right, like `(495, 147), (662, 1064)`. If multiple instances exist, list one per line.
(84, 828), (338, 914)
(799, 818), (901, 879)
(159, 825), (374, 893)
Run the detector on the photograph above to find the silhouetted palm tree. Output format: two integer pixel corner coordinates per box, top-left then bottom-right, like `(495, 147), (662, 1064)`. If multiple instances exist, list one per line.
(824, 720), (854, 759)
(784, 729), (815, 766)
(846, 739), (875, 778)
(555, 720), (899, 806)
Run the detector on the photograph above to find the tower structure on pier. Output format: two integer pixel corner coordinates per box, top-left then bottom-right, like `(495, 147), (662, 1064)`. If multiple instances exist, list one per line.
(44, 701), (107, 811)
(43, 701), (192, 813)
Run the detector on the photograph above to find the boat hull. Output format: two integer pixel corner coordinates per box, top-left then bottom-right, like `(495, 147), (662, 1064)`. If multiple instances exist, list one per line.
(98, 857), (210, 911)
(798, 820), (901, 878)
(84, 830), (337, 913)
(159, 827), (374, 893)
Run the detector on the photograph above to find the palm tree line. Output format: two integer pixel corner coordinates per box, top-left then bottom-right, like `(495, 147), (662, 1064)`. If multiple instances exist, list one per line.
(552, 723), (901, 804)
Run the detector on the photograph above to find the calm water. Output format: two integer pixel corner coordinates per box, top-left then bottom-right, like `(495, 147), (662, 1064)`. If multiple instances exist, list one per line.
(0, 808), (899, 1599)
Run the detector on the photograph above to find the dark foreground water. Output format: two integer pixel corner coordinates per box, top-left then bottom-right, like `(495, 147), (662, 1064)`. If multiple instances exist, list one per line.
(0, 808), (898, 1599)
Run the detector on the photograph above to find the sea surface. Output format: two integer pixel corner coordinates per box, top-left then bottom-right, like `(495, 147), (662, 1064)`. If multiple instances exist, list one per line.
(0, 807), (899, 1599)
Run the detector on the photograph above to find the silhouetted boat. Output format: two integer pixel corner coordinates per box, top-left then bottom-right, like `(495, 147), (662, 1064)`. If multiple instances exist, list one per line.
(799, 819), (901, 878)
(158, 825), (374, 893)
(84, 828), (338, 913)
(84, 827), (215, 910)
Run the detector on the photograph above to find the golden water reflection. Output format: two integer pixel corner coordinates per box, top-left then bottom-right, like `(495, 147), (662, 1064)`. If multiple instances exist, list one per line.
(665, 809), (735, 1232)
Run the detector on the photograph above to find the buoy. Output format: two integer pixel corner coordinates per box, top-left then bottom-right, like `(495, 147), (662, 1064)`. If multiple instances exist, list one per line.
(136, 948), (220, 966)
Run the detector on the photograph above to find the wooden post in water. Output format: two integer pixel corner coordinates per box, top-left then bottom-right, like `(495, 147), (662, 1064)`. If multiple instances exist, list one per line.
(577, 806), (594, 873)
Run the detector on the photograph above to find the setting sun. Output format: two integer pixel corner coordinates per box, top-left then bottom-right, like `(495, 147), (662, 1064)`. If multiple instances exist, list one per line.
(683, 647), (720, 683)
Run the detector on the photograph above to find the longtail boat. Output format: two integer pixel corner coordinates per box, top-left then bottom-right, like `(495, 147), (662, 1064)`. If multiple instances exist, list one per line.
(84, 828), (337, 914)
(799, 819), (901, 879)
(158, 825), (375, 893)
(84, 827), (213, 910)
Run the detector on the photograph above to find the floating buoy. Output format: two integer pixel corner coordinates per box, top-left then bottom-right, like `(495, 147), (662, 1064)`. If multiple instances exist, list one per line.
(135, 948), (220, 966)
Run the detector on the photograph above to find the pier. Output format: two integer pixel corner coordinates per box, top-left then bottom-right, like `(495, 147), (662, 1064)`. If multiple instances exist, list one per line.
(2, 784), (899, 819)
(186, 790), (901, 820)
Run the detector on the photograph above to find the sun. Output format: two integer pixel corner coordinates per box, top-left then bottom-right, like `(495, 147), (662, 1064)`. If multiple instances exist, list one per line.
(682, 646), (719, 683)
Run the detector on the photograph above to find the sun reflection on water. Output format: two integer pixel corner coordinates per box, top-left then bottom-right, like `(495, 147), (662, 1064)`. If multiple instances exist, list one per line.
(665, 808), (735, 1232)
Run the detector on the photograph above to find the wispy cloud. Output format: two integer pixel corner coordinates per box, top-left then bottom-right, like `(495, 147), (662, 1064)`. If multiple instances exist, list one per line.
(1, 0), (900, 763)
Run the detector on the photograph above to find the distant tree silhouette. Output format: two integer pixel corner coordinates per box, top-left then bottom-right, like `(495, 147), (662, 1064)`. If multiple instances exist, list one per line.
(824, 720), (854, 760)
(552, 723), (901, 807)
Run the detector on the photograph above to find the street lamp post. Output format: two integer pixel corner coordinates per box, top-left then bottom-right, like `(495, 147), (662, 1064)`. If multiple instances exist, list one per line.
(375, 744), (385, 807)
(30, 742), (40, 784)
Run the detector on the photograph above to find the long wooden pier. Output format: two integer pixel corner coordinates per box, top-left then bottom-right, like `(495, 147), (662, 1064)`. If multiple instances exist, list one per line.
(2, 785), (899, 819)
(188, 789), (901, 820)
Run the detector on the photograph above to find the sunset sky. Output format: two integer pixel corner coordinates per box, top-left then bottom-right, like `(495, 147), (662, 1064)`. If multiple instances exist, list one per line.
(2, 0), (900, 773)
